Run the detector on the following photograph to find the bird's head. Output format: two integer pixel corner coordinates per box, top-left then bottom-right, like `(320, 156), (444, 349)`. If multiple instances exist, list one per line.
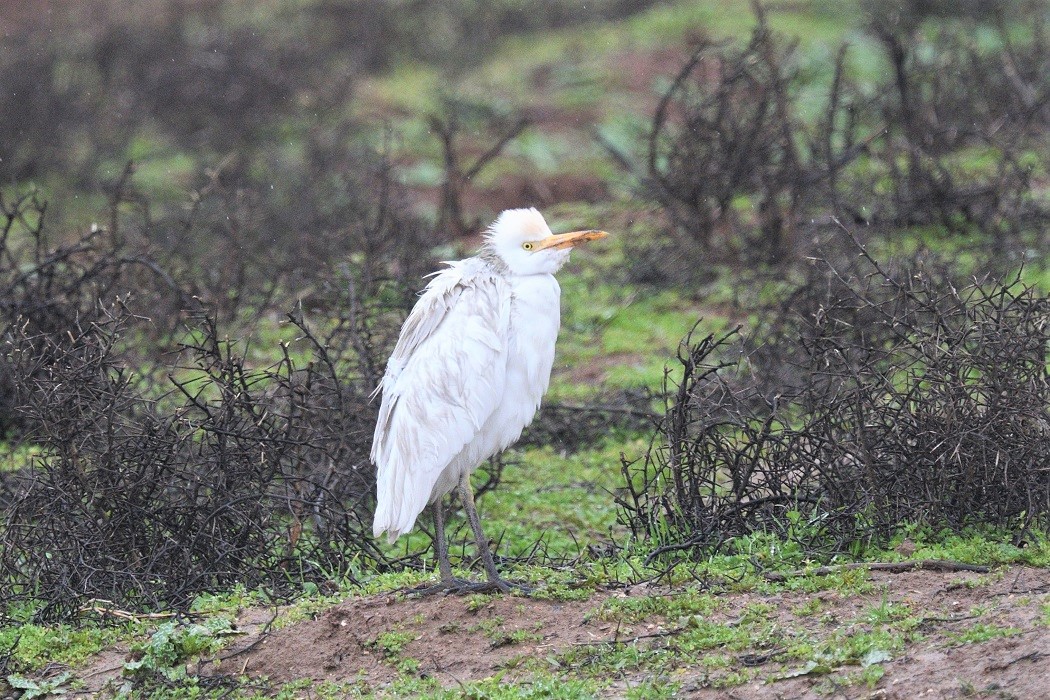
(482, 208), (608, 276)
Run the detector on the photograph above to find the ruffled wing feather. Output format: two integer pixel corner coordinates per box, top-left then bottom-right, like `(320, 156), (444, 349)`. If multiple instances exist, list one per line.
(371, 261), (510, 542)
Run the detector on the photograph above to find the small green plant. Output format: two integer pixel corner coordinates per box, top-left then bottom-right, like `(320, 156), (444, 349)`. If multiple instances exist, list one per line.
(946, 623), (1021, 646)
(467, 616), (541, 647)
(466, 594), (495, 613)
(5, 672), (72, 699)
(368, 630), (418, 658)
(794, 598), (823, 617)
(828, 629), (899, 666)
(860, 663), (888, 688)
(710, 668), (756, 688)
(468, 616), (505, 635)
(864, 599), (912, 625)
(122, 617), (238, 682)
(489, 627), (544, 649)
(624, 676), (680, 699)
(397, 656), (421, 674)
(813, 663), (887, 694)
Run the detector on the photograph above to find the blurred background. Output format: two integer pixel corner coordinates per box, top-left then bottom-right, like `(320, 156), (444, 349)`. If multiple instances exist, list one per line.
(0, 0), (1048, 618)
(2, 0), (1047, 275)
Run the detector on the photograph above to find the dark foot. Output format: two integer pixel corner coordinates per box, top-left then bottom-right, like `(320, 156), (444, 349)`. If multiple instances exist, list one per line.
(406, 577), (533, 596)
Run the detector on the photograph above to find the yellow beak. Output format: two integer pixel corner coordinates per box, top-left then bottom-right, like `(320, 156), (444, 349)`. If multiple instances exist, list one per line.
(533, 229), (609, 251)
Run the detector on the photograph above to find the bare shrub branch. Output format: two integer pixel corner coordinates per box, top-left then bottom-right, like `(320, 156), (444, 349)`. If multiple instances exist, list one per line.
(0, 157), (429, 618)
(620, 234), (1050, 562)
(429, 97), (531, 237)
(1, 298), (391, 620)
(644, 7), (864, 268)
(640, 5), (1048, 281)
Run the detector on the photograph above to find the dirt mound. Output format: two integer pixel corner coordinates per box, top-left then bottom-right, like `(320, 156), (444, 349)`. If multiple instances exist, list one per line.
(692, 567), (1050, 699)
(237, 589), (605, 686)
(228, 567), (1050, 698)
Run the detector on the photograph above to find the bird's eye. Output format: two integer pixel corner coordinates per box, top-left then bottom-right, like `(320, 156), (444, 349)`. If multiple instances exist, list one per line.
(522, 242), (534, 251)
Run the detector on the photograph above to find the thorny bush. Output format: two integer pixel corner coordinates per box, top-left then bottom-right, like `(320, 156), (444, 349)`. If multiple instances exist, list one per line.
(1, 303), (388, 620)
(160, 140), (434, 324)
(0, 188), (184, 439)
(619, 229), (1050, 562)
(0, 171), (426, 619)
(645, 6), (826, 265)
(641, 5), (1048, 279)
(862, 11), (1049, 237)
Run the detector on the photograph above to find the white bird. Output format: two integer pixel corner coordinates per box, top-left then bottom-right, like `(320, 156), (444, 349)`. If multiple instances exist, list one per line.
(370, 208), (607, 593)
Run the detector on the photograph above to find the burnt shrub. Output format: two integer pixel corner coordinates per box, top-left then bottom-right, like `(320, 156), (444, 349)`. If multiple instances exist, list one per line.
(428, 95), (531, 237)
(619, 231), (1050, 562)
(520, 390), (657, 453)
(1, 301), (389, 619)
(858, 13), (1050, 235)
(641, 5), (1049, 281)
(644, 7), (866, 270)
(646, 15), (799, 262)
(0, 158), (428, 617)
(0, 0), (363, 187)
(0, 187), (183, 437)
(154, 140), (432, 325)
(0, 0), (448, 302)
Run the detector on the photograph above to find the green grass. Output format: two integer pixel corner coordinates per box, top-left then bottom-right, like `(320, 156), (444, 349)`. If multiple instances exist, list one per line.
(381, 433), (637, 574)
(554, 266), (724, 398)
(891, 528), (1050, 568)
(550, 570), (913, 690)
(3, 530), (1045, 698)
(944, 623), (1022, 647)
(0, 440), (44, 473)
(0, 623), (132, 672)
(589, 587), (723, 624)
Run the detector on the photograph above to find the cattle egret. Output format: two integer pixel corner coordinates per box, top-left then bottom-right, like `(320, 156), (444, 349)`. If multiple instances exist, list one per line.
(371, 208), (608, 593)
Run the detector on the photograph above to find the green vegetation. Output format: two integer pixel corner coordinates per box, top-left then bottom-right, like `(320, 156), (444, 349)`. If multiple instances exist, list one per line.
(1, 0), (1047, 697)
(123, 619), (240, 681)
(0, 623), (130, 671)
(945, 623), (1023, 647)
(0, 442), (43, 473)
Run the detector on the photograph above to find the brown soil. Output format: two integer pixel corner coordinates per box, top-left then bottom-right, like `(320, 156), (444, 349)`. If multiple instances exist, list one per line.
(98, 565), (1044, 698)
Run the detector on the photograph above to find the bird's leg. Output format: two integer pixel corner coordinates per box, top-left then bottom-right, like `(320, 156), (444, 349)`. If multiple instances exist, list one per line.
(458, 471), (518, 593)
(432, 498), (455, 585)
(410, 499), (466, 596)
(411, 476), (530, 596)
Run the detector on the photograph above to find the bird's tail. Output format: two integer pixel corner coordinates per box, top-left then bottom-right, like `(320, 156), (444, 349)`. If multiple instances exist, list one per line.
(372, 501), (411, 545)
(372, 457), (430, 545)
